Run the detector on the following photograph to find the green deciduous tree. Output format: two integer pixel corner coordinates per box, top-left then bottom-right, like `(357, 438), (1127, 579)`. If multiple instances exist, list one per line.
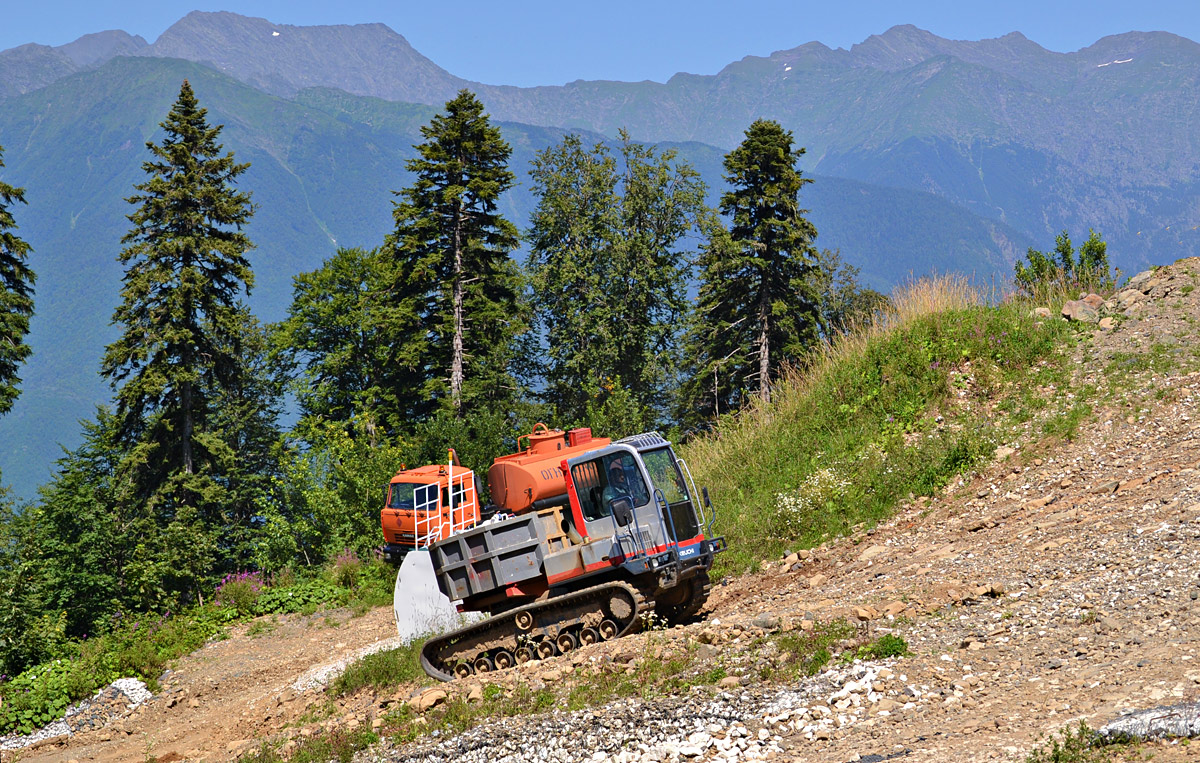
(274, 246), (394, 436)
(209, 308), (286, 565)
(27, 410), (131, 640)
(384, 90), (523, 422)
(811, 249), (890, 338)
(100, 79), (257, 606)
(527, 131), (708, 431)
(0, 144), (34, 417)
(684, 120), (820, 419)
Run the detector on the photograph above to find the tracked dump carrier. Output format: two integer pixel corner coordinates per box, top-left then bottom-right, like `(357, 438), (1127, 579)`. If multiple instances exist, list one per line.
(417, 427), (724, 680)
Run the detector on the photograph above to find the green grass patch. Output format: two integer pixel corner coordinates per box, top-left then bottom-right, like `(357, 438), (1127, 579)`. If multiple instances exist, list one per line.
(239, 728), (380, 763)
(372, 639), (729, 746)
(776, 619), (859, 676)
(1025, 721), (1141, 763)
(331, 641), (428, 696)
(1041, 392), (1094, 442)
(686, 278), (1076, 574)
(841, 633), (910, 663)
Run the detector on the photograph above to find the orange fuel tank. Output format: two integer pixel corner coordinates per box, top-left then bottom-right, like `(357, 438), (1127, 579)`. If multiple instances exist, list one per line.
(488, 423), (610, 513)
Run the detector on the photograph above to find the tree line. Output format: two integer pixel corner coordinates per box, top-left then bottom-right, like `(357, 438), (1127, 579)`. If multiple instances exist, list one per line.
(0, 83), (884, 675)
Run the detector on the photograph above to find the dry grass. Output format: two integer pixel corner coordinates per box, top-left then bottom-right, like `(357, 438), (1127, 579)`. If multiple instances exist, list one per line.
(686, 274), (982, 471)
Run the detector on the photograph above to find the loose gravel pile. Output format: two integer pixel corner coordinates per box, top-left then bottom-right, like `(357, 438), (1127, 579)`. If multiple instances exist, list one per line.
(0, 678), (151, 751)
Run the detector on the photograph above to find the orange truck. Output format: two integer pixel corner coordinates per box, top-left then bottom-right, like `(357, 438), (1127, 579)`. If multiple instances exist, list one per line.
(379, 425), (610, 564)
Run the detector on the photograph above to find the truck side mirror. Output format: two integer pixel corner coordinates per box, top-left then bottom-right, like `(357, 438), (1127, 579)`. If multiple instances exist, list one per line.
(702, 486), (712, 509)
(611, 496), (634, 527)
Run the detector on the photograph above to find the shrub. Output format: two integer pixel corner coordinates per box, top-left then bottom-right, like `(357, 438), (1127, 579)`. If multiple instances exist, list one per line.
(1026, 721), (1111, 763)
(0, 659), (91, 734)
(254, 577), (343, 615)
(215, 571), (266, 615)
(330, 548), (362, 589)
(1014, 229), (1117, 299)
(854, 633), (909, 660)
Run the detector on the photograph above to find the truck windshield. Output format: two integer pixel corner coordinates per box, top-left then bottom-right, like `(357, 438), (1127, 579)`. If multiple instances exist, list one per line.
(390, 482), (440, 512)
(641, 447), (689, 503)
(388, 483), (416, 509)
(642, 447), (700, 542)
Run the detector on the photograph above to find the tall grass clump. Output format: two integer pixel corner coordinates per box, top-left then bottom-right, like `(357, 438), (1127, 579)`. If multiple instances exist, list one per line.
(685, 275), (1074, 574)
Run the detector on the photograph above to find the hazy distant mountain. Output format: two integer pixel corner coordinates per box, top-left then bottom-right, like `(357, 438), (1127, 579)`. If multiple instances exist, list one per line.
(146, 11), (468, 103)
(0, 30), (146, 98)
(4, 13), (1192, 266)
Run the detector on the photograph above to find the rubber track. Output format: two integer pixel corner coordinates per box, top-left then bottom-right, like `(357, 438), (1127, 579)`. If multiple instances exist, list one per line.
(420, 581), (644, 682)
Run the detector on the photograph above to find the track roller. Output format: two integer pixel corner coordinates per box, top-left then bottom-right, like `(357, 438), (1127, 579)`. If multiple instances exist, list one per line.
(454, 662), (473, 679)
(579, 627), (599, 646)
(474, 656), (494, 673)
(599, 619), (618, 640)
(536, 640), (556, 660)
(494, 649), (515, 670)
(556, 631), (577, 653)
(516, 646), (534, 664)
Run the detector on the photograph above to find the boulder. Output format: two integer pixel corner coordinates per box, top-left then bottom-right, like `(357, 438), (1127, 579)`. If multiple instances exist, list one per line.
(1061, 300), (1099, 323)
(408, 688), (448, 713)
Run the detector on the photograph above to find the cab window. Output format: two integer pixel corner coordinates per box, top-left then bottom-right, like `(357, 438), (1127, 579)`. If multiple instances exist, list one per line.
(388, 482), (416, 509)
(571, 453), (649, 522)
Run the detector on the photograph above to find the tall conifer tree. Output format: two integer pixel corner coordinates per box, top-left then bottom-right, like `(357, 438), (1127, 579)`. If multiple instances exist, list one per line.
(685, 120), (819, 416)
(101, 80), (255, 589)
(0, 144), (34, 417)
(384, 90), (522, 421)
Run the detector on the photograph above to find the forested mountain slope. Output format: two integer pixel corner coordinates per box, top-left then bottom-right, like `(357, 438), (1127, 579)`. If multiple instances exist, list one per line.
(0, 55), (1025, 497)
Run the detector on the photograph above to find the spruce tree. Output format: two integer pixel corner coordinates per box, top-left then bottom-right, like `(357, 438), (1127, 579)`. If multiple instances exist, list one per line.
(100, 80), (255, 600)
(0, 144), (34, 417)
(384, 90), (522, 421)
(686, 120), (819, 415)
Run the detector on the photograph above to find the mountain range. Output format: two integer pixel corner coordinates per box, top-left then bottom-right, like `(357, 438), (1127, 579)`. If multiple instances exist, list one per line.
(0, 11), (1195, 497)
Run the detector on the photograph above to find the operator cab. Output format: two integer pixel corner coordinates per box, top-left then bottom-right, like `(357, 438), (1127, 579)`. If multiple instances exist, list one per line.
(564, 433), (708, 560)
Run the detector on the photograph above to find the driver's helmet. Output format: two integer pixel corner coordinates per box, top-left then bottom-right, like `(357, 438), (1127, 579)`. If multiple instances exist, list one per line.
(608, 458), (628, 484)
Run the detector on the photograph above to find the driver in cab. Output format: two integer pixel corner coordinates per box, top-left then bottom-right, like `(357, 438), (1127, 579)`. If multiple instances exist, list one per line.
(602, 458), (630, 507)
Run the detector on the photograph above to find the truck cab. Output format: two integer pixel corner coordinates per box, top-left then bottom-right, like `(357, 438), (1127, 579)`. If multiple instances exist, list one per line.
(380, 463), (479, 564)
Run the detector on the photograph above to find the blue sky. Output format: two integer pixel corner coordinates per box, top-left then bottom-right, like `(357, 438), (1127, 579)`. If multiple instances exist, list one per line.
(4, 1), (1199, 87)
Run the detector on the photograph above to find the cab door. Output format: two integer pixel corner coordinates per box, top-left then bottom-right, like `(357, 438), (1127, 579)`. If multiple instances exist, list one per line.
(565, 445), (657, 550)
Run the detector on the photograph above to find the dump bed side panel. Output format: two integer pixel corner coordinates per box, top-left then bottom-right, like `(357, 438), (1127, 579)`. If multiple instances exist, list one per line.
(430, 514), (547, 601)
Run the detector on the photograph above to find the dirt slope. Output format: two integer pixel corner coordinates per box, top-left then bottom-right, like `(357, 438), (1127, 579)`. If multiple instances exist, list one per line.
(21, 260), (1200, 763)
